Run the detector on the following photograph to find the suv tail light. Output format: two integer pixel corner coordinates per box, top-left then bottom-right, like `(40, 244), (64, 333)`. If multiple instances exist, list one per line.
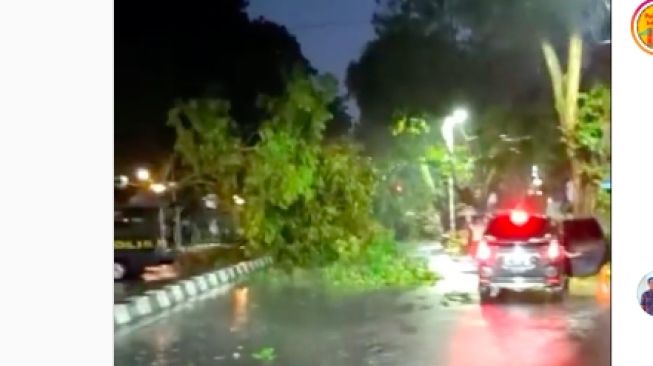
(547, 239), (561, 260)
(476, 239), (491, 261)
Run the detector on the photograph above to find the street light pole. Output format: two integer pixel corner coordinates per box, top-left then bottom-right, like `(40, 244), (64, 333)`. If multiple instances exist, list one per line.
(442, 118), (456, 234)
(447, 172), (456, 234)
(441, 108), (468, 236)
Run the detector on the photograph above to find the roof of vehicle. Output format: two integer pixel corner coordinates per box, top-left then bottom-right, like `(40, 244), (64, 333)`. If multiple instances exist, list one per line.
(115, 186), (167, 208)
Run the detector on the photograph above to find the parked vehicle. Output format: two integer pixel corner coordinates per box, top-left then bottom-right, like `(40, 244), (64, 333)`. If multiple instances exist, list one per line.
(474, 209), (606, 303)
(114, 205), (177, 281)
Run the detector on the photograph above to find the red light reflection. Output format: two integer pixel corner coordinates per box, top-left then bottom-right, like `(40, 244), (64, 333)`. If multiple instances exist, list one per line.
(446, 305), (581, 366)
(230, 286), (250, 332)
(141, 264), (179, 282)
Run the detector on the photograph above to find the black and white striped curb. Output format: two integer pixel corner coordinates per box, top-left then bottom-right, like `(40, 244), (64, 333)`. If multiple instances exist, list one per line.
(114, 257), (273, 329)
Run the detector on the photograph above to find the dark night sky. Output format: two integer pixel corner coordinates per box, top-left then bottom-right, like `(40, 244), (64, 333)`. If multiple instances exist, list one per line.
(247, 0), (376, 114)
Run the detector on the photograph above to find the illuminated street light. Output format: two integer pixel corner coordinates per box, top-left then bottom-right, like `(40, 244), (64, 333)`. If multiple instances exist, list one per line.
(233, 194), (245, 206)
(116, 175), (129, 188)
(135, 168), (151, 182)
(203, 194), (218, 209)
(150, 183), (167, 194)
(441, 108), (468, 152)
(452, 108), (469, 125)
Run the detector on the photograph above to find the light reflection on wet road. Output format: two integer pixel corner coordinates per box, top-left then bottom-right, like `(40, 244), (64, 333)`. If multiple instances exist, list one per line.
(114, 281), (609, 366)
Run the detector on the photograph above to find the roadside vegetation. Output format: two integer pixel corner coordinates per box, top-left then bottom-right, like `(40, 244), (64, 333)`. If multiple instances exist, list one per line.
(169, 69), (435, 288)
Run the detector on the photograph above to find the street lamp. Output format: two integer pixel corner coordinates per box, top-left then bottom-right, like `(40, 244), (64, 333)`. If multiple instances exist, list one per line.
(116, 175), (129, 188)
(150, 183), (167, 194)
(233, 194), (246, 206)
(441, 108), (468, 235)
(452, 108), (469, 125)
(135, 167), (151, 182)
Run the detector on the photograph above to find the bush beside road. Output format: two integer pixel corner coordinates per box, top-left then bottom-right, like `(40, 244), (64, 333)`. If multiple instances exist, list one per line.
(248, 236), (439, 293)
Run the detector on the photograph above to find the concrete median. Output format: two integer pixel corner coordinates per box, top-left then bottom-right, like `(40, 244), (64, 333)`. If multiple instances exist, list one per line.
(114, 257), (272, 330)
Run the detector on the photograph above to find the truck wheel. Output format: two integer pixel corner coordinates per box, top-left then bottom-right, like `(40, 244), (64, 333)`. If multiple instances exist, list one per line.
(114, 261), (128, 281)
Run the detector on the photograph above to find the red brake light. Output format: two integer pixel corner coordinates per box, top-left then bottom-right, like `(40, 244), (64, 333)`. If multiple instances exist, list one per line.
(547, 239), (561, 260)
(476, 239), (491, 261)
(510, 210), (528, 226)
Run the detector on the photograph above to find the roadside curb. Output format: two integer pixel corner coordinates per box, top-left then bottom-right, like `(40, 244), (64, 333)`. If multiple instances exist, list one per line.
(179, 243), (238, 252)
(114, 256), (273, 330)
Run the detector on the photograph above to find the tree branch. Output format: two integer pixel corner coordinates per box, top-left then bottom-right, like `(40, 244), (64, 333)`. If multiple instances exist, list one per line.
(564, 32), (583, 131)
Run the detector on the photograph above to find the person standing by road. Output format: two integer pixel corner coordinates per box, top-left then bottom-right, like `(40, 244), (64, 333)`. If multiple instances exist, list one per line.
(640, 278), (653, 315)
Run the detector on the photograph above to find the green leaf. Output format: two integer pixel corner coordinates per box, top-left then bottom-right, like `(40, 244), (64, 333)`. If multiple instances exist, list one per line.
(252, 347), (277, 362)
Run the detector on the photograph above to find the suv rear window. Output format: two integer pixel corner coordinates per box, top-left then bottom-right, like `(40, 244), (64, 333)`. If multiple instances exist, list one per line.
(485, 214), (552, 240)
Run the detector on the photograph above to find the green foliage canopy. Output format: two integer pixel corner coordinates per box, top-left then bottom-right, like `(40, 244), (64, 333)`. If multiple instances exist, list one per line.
(170, 72), (382, 267)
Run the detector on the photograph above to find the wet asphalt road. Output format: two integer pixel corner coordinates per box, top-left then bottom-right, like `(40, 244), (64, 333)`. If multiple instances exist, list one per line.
(114, 279), (609, 366)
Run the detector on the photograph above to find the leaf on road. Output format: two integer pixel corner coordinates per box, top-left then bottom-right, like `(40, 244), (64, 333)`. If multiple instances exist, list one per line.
(252, 347), (277, 362)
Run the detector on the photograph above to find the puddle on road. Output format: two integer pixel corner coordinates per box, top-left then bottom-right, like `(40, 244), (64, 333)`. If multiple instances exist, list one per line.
(230, 285), (250, 332)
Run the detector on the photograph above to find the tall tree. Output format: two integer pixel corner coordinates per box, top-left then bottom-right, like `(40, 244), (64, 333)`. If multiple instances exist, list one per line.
(170, 71), (379, 265)
(541, 34), (585, 213)
(540, 0), (611, 214)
